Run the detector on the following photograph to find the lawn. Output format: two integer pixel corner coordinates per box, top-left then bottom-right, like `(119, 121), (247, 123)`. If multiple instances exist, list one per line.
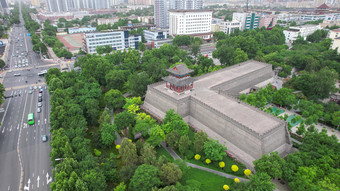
(181, 168), (234, 191)
(156, 146), (174, 162)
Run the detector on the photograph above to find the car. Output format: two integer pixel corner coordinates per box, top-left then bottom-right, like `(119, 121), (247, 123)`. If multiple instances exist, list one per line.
(34, 86), (37, 90)
(14, 73), (21, 76)
(39, 89), (42, 93)
(38, 93), (42, 98)
(9, 70), (13, 73)
(38, 102), (42, 107)
(29, 90), (32, 94)
(38, 97), (42, 102)
(37, 107), (41, 113)
(42, 135), (47, 142)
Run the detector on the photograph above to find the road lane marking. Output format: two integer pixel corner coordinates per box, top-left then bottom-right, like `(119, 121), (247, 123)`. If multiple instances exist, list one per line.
(18, 88), (29, 191)
(7, 186), (10, 190)
(37, 176), (40, 188)
(17, 124), (19, 130)
(46, 173), (52, 185)
(2, 127), (5, 133)
(0, 91), (13, 129)
(23, 179), (30, 191)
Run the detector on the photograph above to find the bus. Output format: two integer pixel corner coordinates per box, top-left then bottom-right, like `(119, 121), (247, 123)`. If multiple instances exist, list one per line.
(28, 113), (34, 125)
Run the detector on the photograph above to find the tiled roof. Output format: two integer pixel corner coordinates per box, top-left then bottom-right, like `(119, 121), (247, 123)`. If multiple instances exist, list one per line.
(166, 64), (193, 76)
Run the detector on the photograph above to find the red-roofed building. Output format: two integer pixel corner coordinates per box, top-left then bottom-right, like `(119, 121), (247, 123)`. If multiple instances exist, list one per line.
(315, 3), (330, 14)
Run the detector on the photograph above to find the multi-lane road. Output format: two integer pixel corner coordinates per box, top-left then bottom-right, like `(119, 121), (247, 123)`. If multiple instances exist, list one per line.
(0, 3), (59, 191)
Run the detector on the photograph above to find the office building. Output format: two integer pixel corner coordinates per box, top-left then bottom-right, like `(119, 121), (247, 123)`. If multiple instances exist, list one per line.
(283, 25), (322, 43)
(169, 9), (212, 37)
(83, 31), (141, 53)
(154, 0), (168, 28)
(220, 20), (242, 35)
(97, 18), (120, 25)
(232, 12), (260, 30)
(143, 30), (167, 42)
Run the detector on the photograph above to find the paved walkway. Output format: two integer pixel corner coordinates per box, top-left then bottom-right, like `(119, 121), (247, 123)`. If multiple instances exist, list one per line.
(160, 142), (249, 182)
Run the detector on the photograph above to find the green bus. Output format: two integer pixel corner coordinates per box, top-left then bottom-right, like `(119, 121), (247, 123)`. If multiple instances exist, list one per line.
(28, 113), (34, 125)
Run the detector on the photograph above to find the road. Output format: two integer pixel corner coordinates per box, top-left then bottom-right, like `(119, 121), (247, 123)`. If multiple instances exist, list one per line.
(0, 3), (58, 191)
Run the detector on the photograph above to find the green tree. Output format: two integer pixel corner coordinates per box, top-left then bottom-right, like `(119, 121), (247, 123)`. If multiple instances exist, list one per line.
(272, 88), (296, 108)
(0, 59), (5, 69)
(101, 123), (117, 147)
(104, 89), (126, 112)
(138, 41), (146, 51)
(127, 72), (151, 97)
(114, 111), (136, 132)
(105, 70), (129, 91)
(0, 83), (5, 106)
(160, 162), (182, 186)
(178, 135), (191, 157)
(253, 152), (285, 179)
(82, 168), (107, 191)
(114, 183), (126, 191)
(140, 143), (157, 165)
(147, 125), (165, 146)
(119, 138), (138, 166)
(247, 172), (276, 191)
(130, 164), (162, 191)
(165, 130), (181, 150)
(49, 77), (64, 93)
(96, 45), (112, 54)
(203, 140), (226, 161)
(173, 35), (192, 46)
(193, 131), (209, 154)
(190, 40), (201, 59)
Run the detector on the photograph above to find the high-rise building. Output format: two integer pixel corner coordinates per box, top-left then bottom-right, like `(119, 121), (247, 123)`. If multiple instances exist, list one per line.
(171, 0), (202, 10)
(169, 9), (212, 36)
(154, 0), (168, 28)
(46, 0), (113, 12)
(232, 12), (260, 30)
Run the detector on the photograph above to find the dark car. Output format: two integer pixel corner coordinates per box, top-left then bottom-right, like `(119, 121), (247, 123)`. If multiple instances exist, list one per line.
(38, 97), (42, 102)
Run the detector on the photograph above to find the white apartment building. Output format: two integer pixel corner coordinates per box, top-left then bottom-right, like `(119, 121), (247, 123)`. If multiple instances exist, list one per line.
(83, 31), (141, 53)
(143, 30), (167, 42)
(97, 18), (120, 25)
(328, 28), (340, 54)
(283, 24), (322, 43)
(220, 20), (242, 35)
(168, 9), (212, 36)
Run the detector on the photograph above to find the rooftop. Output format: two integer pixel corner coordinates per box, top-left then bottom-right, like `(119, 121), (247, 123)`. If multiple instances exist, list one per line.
(317, 3), (330, 9)
(168, 9), (212, 13)
(152, 60), (282, 136)
(166, 64), (193, 76)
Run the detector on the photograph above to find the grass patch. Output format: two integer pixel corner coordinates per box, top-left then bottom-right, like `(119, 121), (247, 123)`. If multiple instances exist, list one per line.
(155, 146), (174, 162)
(181, 168), (233, 191)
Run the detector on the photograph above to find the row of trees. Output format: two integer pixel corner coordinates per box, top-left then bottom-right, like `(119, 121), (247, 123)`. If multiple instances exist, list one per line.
(21, 5), (47, 55)
(42, 19), (72, 58)
(240, 84), (340, 128)
(253, 131), (340, 191)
